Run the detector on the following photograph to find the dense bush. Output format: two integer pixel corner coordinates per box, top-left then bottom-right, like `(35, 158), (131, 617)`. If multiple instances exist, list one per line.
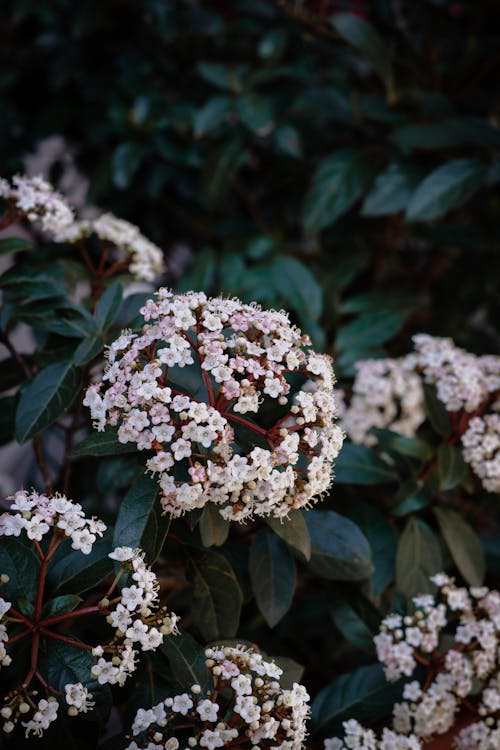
(0, 2), (499, 749)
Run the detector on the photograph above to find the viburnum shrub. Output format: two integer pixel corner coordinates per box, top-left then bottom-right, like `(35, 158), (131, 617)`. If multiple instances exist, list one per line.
(0, 173), (498, 750)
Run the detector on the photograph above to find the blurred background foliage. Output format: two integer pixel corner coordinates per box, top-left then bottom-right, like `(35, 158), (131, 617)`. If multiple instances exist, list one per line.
(1, 0), (500, 373)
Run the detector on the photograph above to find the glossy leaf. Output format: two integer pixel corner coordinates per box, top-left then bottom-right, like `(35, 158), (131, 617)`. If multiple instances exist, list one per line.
(0, 536), (39, 602)
(15, 360), (82, 443)
(266, 510), (311, 561)
(70, 428), (138, 456)
(95, 282), (123, 331)
(334, 442), (397, 484)
(434, 507), (485, 586)
(249, 530), (296, 627)
(361, 163), (420, 216)
(396, 518), (443, 599)
(199, 505), (230, 547)
(306, 510), (373, 581)
(406, 159), (486, 221)
(303, 149), (375, 233)
(113, 474), (168, 564)
(188, 550), (243, 641)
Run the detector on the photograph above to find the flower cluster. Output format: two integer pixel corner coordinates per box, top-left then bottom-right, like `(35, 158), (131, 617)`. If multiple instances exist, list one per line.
(325, 575), (500, 749)
(126, 644), (310, 750)
(0, 488), (106, 552)
(62, 213), (164, 282)
(84, 289), (344, 521)
(340, 335), (500, 495)
(413, 334), (500, 413)
(91, 546), (179, 686)
(0, 492), (178, 737)
(0, 174), (74, 235)
(461, 414), (500, 494)
(340, 355), (424, 446)
(0, 173), (165, 281)
(325, 720), (421, 750)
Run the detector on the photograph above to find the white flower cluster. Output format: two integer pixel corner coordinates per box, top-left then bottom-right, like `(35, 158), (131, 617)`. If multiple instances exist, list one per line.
(84, 290), (344, 521)
(340, 355), (424, 446)
(90, 546), (179, 686)
(0, 174), (74, 235)
(0, 173), (165, 281)
(126, 644), (310, 750)
(340, 335), (500, 494)
(461, 414), (500, 494)
(1, 696), (59, 738)
(0, 489), (106, 553)
(0, 596), (12, 668)
(325, 720), (421, 750)
(413, 334), (500, 414)
(63, 213), (165, 282)
(325, 575), (500, 750)
(64, 682), (95, 716)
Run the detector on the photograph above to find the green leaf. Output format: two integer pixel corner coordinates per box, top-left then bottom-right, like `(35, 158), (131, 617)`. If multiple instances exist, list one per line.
(194, 96), (233, 137)
(0, 237), (33, 255)
(265, 510), (311, 561)
(159, 632), (211, 691)
(197, 62), (246, 93)
(433, 507), (485, 586)
(0, 536), (39, 601)
(437, 444), (467, 490)
(391, 480), (431, 516)
(306, 510), (373, 581)
(423, 384), (451, 437)
(311, 663), (402, 734)
(336, 309), (407, 351)
(42, 594), (82, 618)
(330, 13), (393, 89)
(237, 93), (275, 135)
(113, 475), (169, 564)
(303, 149), (375, 233)
(203, 137), (248, 209)
(112, 142), (145, 189)
(350, 502), (397, 595)
(361, 163), (421, 216)
(249, 530), (296, 628)
(396, 518), (443, 600)
(188, 550), (243, 641)
(199, 505), (230, 547)
(95, 282), (123, 331)
(48, 534), (113, 596)
(334, 443), (397, 484)
(15, 360), (82, 443)
(73, 334), (105, 366)
(329, 591), (380, 653)
(69, 428), (138, 457)
(272, 656), (304, 689)
(406, 158), (486, 221)
(38, 641), (112, 721)
(372, 429), (432, 461)
(273, 124), (302, 157)
(97, 456), (142, 492)
(270, 255), (323, 320)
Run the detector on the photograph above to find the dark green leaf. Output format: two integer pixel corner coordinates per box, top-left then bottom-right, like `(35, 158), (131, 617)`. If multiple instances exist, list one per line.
(396, 518), (443, 600)
(434, 507), (485, 586)
(188, 549), (243, 641)
(249, 530), (296, 628)
(330, 13), (393, 89)
(48, 533), (113, 596)
(113, 474), (168, 564)
(437, 444), (467, 490)
(159, 632), (211, 691)
(329, 591), (380, 653)
(306, 510), (373, 581)
(112, 142), (145, 189)
(15, 360), (82, 443)
(237, 93), (274, 135)
(336, 309), (407, 351)
(0, 536), (39, 601)
(69, 428), (138, 457)
(423, 384), (451, 437)
(303, 149), (375, 233)
(194, 96), (233, 137)
(349, 503), (397, 595)
(0, 395), (16, 446)
(199, 505), (230, 547)
(265, 510), (311, 561)
(372, 429), (432, 461)
(270, 255), (323, 320)
(73, 334), (105, 365)
(42, 594), (82, 618)
(95, 282), (123, 331)
(335, 442), (397, 484)
(361, 163), (421, 216)
(312, 663), (402, 734)
(406, 159), (486, 221)
(0, 237), (33, 255)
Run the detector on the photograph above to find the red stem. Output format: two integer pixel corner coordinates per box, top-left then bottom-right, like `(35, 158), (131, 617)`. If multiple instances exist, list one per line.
(40, 628), (94, 651)
(40, 605), (100, 628)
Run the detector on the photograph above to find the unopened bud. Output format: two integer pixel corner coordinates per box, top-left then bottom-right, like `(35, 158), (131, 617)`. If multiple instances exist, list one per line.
(19, 703), (30, 714)
(67, 706), (79, 717)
